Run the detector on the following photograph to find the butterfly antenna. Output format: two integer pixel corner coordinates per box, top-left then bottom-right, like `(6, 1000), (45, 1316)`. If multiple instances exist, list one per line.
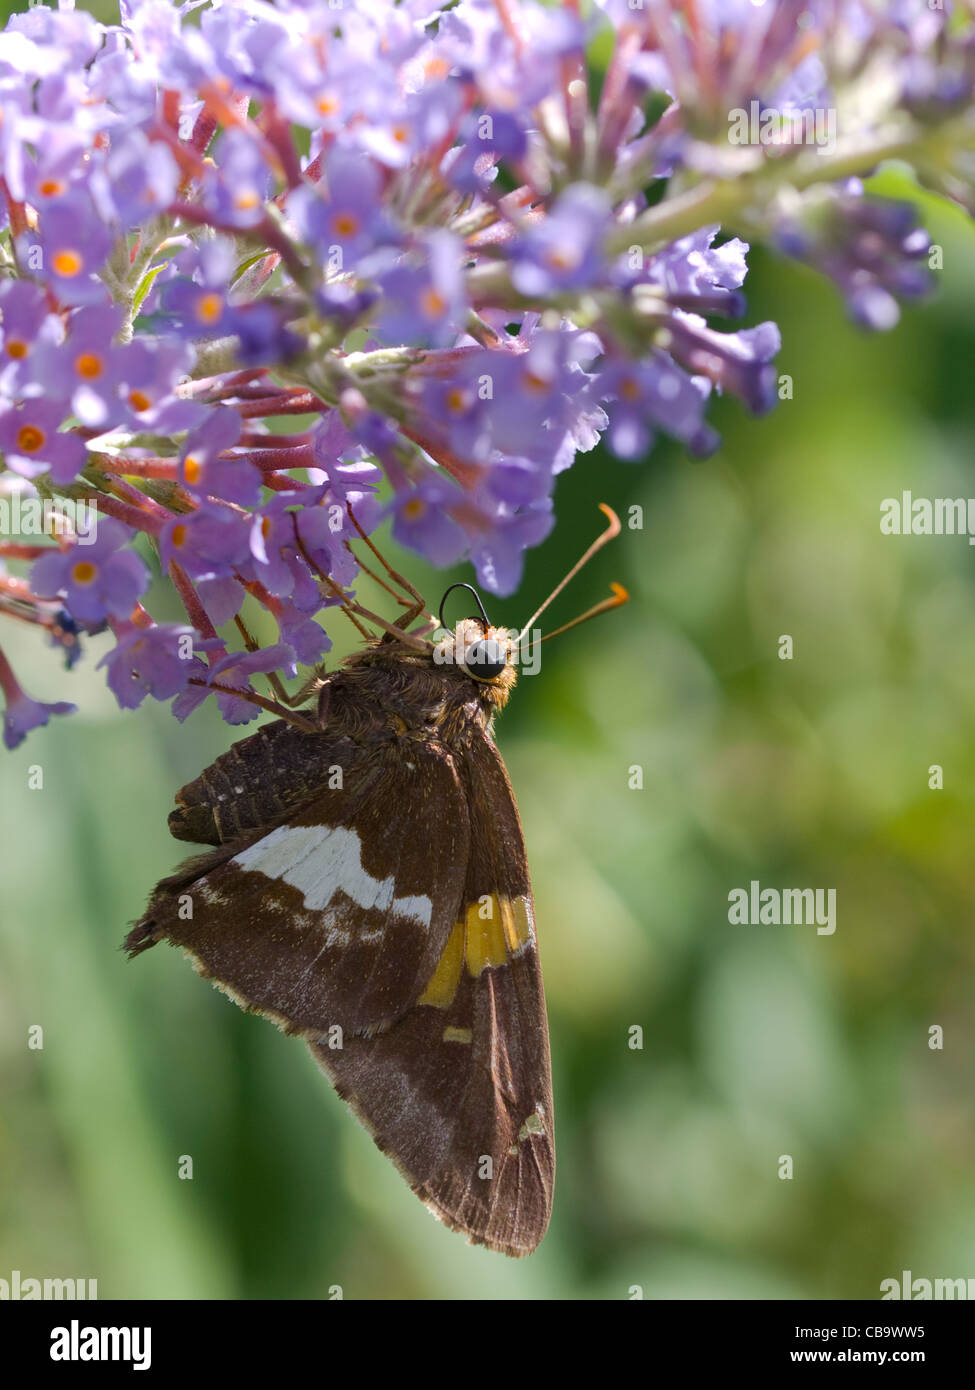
(536, 582), (629, 644)
(513, 503), (628, 646)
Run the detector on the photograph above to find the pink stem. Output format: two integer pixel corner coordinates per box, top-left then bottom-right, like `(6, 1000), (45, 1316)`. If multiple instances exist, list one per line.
(243, 445), (318, 471)
(169, 562), (225, 647)
(263, 472), (317, 494)
(96, 456), (180, 480)
(0, 542), (52, 560)
(179, 368), (272, 397)
(94, 492), (167, 537)
(236, 391), (326, 417)
(0, 644), (24, 704)
(239, 430), (313, 449)
(492, 0), (524, 52)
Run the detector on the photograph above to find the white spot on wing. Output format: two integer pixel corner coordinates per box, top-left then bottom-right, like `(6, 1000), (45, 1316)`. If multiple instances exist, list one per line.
(518, 1105), (546, 1142)
(232, 823), (433, 926)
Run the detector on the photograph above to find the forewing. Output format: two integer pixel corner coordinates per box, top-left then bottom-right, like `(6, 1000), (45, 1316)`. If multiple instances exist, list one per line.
(310, 731), (554, 1256)
(125, 738), (470, 1038)
(165, 714), (351, 847)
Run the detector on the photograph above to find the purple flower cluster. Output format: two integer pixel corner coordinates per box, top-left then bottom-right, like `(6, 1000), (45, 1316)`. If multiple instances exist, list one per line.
(0, 0), (971, 743)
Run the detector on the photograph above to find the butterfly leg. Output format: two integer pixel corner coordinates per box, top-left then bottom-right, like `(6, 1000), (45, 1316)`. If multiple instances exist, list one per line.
(346, 503), (437, 632)
(232, 614), (324, 710)
(292, 519), (434, 651)
(186, 676), (320, 732)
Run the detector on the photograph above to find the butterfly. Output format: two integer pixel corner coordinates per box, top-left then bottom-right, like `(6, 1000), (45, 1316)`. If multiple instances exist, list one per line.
(125, 505), (626, 1256)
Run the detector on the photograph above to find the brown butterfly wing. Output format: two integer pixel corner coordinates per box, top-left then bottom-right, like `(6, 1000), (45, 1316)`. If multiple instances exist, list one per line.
(164, 714), (360, 847)
(125, 731), (470, 1038)
(309, 730), (555, 1256)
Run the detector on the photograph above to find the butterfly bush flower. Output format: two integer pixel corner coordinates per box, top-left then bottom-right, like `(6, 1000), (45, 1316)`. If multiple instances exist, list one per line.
(0, 0), (973, 743)
(99, 620), (204, 710)
(0, 644), (76, 750)
(30, 517), (149, 623)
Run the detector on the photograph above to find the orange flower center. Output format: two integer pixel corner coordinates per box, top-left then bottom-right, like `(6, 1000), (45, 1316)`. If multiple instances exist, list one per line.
(523, 371), (549, 395)
(71, 561), (98, 585)
(421, 288), (446, 319)
(196, 293), (223, 325)
(403, 497), (426, 520)
(332, 212), (360, 238)
(52, 249), (83, 278)
(75, 352), (103, 379)
(128, 389), (151, 412)
(171, 524), (187, 548)
(16, 424), (45, 453)
(184, 455), (203, 485)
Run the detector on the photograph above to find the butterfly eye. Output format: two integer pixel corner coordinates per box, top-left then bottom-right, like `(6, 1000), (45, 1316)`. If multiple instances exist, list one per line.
(464, 638), (508, 680)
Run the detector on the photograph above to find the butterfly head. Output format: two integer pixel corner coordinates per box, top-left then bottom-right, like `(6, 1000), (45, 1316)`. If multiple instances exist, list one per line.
(434, 583), (517, 703)
(434, 615), (516, 681)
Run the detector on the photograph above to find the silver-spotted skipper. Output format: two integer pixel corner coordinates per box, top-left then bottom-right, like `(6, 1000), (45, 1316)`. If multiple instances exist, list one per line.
(125, 506), (626, 1256)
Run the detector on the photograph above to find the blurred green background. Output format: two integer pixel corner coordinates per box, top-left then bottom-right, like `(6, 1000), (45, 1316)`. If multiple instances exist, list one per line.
(3, 2), (975, 1302)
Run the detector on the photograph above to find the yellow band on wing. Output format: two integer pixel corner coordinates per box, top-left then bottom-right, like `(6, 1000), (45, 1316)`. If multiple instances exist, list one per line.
(417, 895), (534, 1009)
(417, 920), (465, 1007)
